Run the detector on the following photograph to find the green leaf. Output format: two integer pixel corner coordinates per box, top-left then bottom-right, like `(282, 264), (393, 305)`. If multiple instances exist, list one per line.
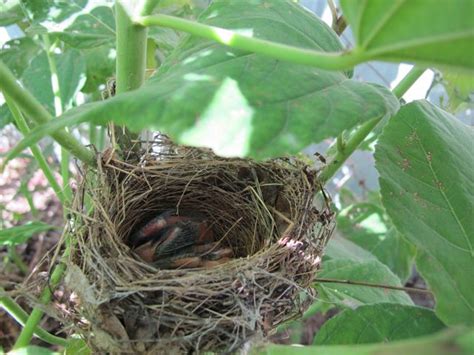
(314, 304), (445, 345)
(0, 0), (23, 26)
(8, 345), (59, 355)
(64, 338), (91, 355)
(316, 259), (413, 307)
(0, 37), (41, 77)
(340, 0), (474, 71)
(0, 222), (56, 246)
(21, 49), (86, 113)
(337, 201), (416, 282)
(23, 0), (397, 160)
(81, 45), (116, 94)
(255, 327), (473, 355)
(324, 235), (378, 262)
(375, 100), (474, 326)
(21, 0), (88, 24)
(0, 103), (13, 129)
(51, 6), (116, 48)
(442, 72), (474, 111)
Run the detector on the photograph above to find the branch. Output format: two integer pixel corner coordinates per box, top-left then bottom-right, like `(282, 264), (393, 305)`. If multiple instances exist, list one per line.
(319, 67), (426, 183)
(316, 278), (432, 294)
(135, 14), (367, 70)
(0, 60), (95, 167)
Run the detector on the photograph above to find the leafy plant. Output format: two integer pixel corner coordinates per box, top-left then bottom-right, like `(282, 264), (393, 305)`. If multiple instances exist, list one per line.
(0, 0), (472, 353)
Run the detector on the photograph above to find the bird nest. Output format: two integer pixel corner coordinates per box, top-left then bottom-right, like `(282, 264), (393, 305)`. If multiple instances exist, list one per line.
(61, 138), (335, 353)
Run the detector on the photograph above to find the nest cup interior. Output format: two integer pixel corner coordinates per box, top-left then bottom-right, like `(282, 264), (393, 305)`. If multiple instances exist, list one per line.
(67, 143), (334, 353)
(117, 163), (280, 258)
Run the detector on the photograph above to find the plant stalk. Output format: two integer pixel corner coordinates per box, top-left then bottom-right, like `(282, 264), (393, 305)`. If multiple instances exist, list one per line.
(4, 95), (66, 204)
(42, 35), (72, 202)
(135, 14), (367, 70)
(319, 67), (426, 183)
(0, 60), (95, 167)
(13, 253), (68, 349)
(0, 290), (68, 347)
(113, 1), (149, 150)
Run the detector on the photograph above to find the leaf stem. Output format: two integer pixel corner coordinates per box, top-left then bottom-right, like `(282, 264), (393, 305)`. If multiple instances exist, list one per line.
(4, 95), (66, 204)
(0, 289), (68, 347)
(13, 251), (68, 349)
(316, 277), (432, 294)
(42, 35), (72, 202)
(135, 14), (368, 70)
(0, 60), (95, 167)
(319, 67), (425, 183)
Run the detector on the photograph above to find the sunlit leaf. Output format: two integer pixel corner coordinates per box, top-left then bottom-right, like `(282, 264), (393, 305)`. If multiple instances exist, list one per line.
(0, 0), (23, 26)
(375, 100), (474, 326)
(9, 0), (398, 161)
(50, 6), (116, 48)
(314, 304), (445, 345)
(442, 72), (474, 111)
(0, 222), (57, 246)
(0, 37), (41, 77)
(337, 200), (416, 282)
(316, 259), (413, 307)
(255, 327), (472, 355)
(21, 49), (86, 113)
(340, 0), (474, 71)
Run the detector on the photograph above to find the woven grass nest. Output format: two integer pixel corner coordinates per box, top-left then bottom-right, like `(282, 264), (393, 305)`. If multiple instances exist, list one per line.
(63, 137), (335, 353)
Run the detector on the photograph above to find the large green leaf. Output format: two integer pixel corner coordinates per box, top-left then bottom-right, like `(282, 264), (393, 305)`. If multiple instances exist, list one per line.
(0, 0), (23, 26)
(0, 222), (56, 246)
(255, 328), (473, 355)
(50, 6), (116, 48)
(337, 200), (416, 282)
(22, 49), (86, 113)
(375, 100), (474, 326)
(9, 0), (398, 161)
(0, 37), (41, 77)
(340, 0), (474, 71)
(442, 72), (474, 111)
(314, 304), (445, 345)
(316, 259), (413, 307)
(324, 235), (378, 262)
(81, 45), (115, 94)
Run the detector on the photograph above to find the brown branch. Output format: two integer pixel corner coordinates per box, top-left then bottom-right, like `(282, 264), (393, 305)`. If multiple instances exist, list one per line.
(315, 277), (432, 294)
(327, 0), (347, 36)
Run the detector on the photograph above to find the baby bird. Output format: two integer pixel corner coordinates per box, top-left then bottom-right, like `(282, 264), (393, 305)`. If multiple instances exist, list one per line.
(131, 210), (232, 269)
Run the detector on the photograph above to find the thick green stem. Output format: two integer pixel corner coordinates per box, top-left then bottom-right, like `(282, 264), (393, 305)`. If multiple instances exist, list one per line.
(135, 14), (368, 70)
(13, 253), (68, 349)
(0, 61), (95, 166)
(4, 95), (66, 204)
(113, 1), (149, 149)
(319, 67), (426, 183)
(0, 290), (68, 347)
